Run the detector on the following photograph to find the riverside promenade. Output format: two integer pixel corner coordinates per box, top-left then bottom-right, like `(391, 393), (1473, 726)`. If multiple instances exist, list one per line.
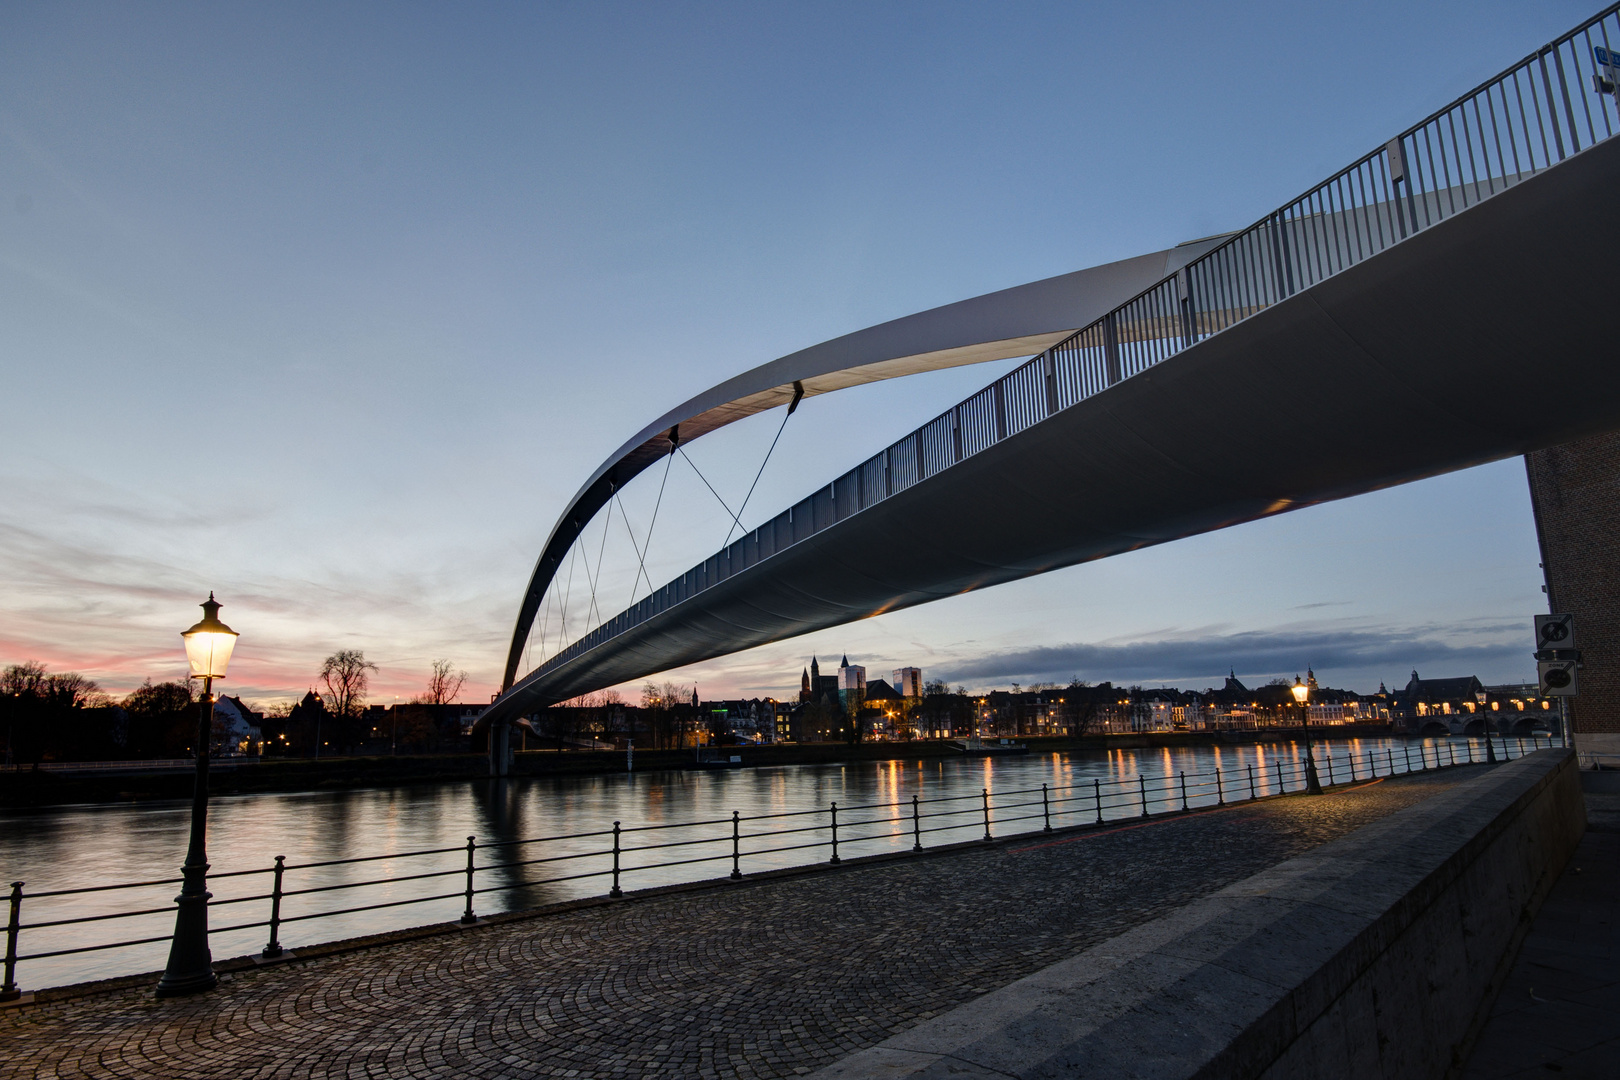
(0, 770), (1472, 1079)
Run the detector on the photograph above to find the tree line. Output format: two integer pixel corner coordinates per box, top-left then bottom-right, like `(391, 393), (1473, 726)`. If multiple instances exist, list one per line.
(1, 652), (470, 764)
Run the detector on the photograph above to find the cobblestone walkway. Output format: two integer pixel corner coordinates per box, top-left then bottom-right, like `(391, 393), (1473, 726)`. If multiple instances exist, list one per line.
(0, 770), (1468, 1079)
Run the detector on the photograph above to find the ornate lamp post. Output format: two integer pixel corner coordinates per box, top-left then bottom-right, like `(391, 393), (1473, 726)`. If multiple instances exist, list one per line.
(1477, 690), (1497, 762)
(156, 593), (238, 998)
(1293, 676), (1323, 795)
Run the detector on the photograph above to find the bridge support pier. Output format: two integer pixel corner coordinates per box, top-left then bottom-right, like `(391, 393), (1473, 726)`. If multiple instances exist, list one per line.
(488, 719), (512, 777)
(1526, 435), (1620, 765)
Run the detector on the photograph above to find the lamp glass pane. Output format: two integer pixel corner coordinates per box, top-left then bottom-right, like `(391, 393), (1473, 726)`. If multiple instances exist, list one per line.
(184, 630), (237, 679)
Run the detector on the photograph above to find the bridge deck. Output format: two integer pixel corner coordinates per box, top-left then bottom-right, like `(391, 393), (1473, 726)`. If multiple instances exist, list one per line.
(2, 770), (1469, 1079)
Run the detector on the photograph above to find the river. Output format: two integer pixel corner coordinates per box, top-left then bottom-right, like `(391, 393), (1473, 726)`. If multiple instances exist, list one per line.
(0, 734), (1550, 992)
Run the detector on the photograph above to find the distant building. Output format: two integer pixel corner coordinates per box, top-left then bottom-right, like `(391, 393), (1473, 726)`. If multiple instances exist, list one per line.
(837, 655), (866, 709)
(212, 695), (262, 756)
(802, 656), (840, 704)
(892, 667), (923, 699)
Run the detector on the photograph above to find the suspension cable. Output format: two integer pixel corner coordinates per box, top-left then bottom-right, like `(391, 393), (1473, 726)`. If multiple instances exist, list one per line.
(556, 544), (580, 650)
(679, 446), (744, 536)
(722, 394), (797, 549)
(583, 496), (614, 632)
(622, 442), (676, 606)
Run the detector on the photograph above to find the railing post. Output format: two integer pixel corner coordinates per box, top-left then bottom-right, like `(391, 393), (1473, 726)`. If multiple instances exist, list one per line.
(1138, 774), (1149, 818)
(912, 794), (923, 852)
(1449, 742), (1457, 767)
(1103, 313), (1122, 386)
(829, 802), (841, 864)
(1179, 771), (1189, 812)
(1093, 779), (1103, 825)
(982, 788), (992, 841)
(609, 822), (623, 898)
(1325, 750), (1335, 786)
(730, 811), (742, 881)
(460, 836), (477, 924)
(1387, 748), (1395, 777)
(1216, 768), (1225, 806)
(1348, 752), (1357, 783)
(261, 857), (285, 959)
(1, 882), (20, 1001)
(1041, 783), (1052, 832)
(1247, 764), (1257, 801)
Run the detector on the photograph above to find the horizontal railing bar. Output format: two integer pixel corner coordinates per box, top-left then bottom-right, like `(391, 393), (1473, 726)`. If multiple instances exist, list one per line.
(278, 866), (466, 899)
(21, 877), (184, 899)
(18, 932), (175, 961)
(276, 889), (468, 924)
(478, 828), (615, 849)
(280, 844), (469, 871)
(471, 867), (614, 894)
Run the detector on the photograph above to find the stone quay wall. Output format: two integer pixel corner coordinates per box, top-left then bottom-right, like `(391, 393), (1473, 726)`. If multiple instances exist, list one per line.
(814, 748), (1584, 1080)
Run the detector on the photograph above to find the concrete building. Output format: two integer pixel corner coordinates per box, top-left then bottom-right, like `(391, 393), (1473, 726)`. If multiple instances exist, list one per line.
(893, 667), (923, 699)
(837, 655), (866, 710)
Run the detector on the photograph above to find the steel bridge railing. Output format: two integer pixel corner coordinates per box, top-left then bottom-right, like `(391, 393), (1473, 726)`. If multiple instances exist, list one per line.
(0, 734), (1557, 997)
(525, 3), (1620, 679)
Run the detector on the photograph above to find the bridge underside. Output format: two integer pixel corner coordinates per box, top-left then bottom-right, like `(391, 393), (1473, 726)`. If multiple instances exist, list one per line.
(487, 127), (1620, 726)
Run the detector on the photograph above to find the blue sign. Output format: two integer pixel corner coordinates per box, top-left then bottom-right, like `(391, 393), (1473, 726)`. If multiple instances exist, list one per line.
(1597, 45), (1620, 70)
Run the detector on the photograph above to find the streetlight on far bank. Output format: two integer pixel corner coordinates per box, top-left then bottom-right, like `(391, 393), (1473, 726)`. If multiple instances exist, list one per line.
(156, 593), (238, 998)
(1292, 676), (1323, 796)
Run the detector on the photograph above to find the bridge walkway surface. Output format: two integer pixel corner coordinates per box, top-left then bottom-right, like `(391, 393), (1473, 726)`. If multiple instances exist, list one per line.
(0, 770), (1473, 1080)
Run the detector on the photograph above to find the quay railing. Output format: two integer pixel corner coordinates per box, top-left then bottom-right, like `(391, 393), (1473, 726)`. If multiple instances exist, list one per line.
(526, 3), (1620, 670)
(0, 734), (1556, 998)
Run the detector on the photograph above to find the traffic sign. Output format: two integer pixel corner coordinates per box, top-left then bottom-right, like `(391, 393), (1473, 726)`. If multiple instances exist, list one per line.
(1539, 659), (1579, 697)
(1597, 45), (1620, 73)
(1535, 613), (1576, 651)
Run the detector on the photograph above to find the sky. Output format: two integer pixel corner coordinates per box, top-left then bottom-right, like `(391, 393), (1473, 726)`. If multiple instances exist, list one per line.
(0, 1), (1595, 708)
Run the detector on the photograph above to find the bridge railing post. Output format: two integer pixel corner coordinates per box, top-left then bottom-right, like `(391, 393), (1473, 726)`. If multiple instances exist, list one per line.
(982, 788), (992, 841)
(1216, 768), (1225, 806)
(912, 794), (922, 852)
(1, 881), (20, 1001)
(1180, 771), (1189, 812)
(730, 811), (742, 881)
(610, 822), (623, 898)
(1247, 764), (1257, 801)
(1093, 779), (1103, 825)
(1041, 783), (1051, 833)
(829, 802), (840, 865)
(1138, 775), (1149, 819)
(460, 836), (477, 924)
(261, 856), (285, 959)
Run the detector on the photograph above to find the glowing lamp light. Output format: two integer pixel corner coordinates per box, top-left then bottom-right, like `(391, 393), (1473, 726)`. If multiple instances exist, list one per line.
(182, 592), (238, 681)
(1290, 677), (1309, 705)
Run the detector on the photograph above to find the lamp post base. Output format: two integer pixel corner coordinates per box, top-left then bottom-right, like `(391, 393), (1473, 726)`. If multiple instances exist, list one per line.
(154, 885), (215, 998)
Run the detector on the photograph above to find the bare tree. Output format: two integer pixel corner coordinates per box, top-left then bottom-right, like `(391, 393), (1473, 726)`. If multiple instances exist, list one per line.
(319, 650), (377, 752)
(419, 659), (466, 706)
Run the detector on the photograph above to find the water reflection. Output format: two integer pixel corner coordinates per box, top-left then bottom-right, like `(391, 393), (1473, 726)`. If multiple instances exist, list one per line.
(0, 734), (1553, 991)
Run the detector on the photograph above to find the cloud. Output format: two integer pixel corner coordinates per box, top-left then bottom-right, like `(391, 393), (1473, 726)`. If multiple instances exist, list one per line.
(931, 621), (1529, 690)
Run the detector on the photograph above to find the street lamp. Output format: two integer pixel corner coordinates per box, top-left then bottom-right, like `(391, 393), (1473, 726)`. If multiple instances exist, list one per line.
(156, 593), (238, 998)
(1477, 690), (1497, 762)
(1292, 676), (1323, 795)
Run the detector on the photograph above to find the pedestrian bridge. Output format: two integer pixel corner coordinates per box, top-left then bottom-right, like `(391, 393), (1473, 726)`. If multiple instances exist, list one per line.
(484, 5), (1620, 729)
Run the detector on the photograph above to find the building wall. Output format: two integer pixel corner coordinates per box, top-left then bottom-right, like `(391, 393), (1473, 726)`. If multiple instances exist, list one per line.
(1526, 436), (1620, 754)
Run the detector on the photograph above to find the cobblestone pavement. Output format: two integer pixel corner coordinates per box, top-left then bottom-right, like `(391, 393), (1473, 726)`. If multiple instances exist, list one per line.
(1, 770), (1469, 1079)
